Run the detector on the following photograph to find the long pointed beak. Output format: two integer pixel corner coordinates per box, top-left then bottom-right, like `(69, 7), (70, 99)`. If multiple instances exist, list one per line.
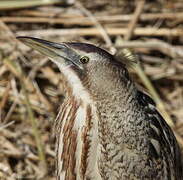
(17, 36), (77, 68)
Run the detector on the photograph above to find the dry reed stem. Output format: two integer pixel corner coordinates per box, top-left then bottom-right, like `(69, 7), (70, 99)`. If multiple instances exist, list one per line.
(3, 57), (48, 176)
(0, 20), (48, 175)
(115, 40), (183, 58)
(2, 12), (183, 25)
(0, 0), (67, 10)
(16, 27), (183, 37)
(124, 0), (145, 41)
(75, 2), (113, 50)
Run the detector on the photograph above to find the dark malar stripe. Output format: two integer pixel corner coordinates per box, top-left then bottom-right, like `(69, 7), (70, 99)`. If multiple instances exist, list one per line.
(81, 105), (92, 177)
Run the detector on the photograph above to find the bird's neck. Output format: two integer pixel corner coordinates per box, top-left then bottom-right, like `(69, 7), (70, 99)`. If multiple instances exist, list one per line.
(57, 67), (146, 179)
(95, 81), (139, 141)
(93, 82), (152, 179)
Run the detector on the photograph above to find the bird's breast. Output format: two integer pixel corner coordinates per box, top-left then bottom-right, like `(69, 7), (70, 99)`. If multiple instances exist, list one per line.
(55, 97), (102, 180)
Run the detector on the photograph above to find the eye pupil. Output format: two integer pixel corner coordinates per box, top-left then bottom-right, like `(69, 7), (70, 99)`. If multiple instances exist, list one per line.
(80, 56), (89, 64)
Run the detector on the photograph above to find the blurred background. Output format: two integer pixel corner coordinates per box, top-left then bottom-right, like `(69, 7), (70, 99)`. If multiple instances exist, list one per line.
(0, 0), (183, 179)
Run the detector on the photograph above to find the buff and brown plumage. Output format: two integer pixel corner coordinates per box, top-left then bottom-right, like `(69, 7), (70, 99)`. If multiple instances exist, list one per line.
(18, 37), (183, 180)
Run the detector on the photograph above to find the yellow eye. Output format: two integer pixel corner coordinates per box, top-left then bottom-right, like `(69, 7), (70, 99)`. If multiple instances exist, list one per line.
(80, 56), (89, 64)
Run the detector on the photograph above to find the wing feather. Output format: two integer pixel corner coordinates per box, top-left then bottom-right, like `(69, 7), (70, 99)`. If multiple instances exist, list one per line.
(137, 90), (183, 178)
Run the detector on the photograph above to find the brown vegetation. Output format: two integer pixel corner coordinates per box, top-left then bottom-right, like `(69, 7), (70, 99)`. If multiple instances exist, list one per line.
(0, 0), (183, 179)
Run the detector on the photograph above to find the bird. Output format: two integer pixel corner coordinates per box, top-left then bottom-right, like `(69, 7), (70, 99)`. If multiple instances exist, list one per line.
(17, 36), (183, 180)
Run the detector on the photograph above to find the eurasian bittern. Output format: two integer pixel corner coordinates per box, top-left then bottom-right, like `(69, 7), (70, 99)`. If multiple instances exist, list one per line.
(17, 37), (183, 180)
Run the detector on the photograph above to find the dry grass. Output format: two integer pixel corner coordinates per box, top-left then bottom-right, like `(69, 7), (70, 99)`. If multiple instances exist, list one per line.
(0, 0), (183, 179)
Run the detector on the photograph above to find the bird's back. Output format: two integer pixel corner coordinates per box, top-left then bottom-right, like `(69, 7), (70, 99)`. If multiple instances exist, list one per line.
(135, 90), (182, 179)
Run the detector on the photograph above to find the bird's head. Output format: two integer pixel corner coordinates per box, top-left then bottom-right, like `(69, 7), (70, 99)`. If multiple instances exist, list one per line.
(17, 37), (130, 99)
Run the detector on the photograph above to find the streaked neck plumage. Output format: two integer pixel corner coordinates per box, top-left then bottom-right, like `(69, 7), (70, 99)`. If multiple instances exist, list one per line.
(55, 66), (101, 180)
(55, 64), (145, 180)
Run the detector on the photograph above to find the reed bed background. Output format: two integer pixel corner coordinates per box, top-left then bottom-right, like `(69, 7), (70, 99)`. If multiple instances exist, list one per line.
(0, 0), (183, 179)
